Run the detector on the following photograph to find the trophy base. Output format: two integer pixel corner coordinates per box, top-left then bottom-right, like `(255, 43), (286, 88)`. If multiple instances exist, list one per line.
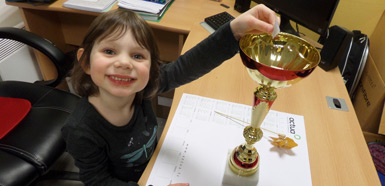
(222, 149), (260, 186)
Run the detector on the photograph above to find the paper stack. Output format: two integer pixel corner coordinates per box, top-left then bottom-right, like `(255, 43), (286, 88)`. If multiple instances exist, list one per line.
(63, 0), (117, 12)
(118, 0), (174, 21)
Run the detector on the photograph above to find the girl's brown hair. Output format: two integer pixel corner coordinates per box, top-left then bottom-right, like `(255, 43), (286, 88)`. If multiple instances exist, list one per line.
(71, 9), (161, 104)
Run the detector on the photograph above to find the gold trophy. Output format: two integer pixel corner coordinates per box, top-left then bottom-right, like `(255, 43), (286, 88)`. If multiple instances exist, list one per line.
(227, 33), (321, 181)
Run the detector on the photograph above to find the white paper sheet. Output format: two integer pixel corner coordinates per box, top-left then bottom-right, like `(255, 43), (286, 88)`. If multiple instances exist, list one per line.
(146, 93), (312, 186)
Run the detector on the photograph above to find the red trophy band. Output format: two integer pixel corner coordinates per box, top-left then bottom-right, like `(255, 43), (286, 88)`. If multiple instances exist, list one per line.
(232, 147), (259, 168)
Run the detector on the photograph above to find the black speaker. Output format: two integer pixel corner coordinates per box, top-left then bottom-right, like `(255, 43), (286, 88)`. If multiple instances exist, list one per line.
(234, 0), (251, 13)
(319, 26), (354, 71)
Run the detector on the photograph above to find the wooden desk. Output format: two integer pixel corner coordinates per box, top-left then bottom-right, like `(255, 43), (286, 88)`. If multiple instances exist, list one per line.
(139, 23), (381, 186)
(7, 1), (380, 185)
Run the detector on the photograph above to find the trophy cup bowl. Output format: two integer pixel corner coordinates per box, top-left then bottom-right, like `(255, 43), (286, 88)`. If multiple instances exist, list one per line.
(227, 32), (320, 180)
(239, 33), (321, 89)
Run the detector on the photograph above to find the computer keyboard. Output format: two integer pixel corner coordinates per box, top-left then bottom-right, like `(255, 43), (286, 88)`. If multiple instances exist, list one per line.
(204, 11), (235, 31)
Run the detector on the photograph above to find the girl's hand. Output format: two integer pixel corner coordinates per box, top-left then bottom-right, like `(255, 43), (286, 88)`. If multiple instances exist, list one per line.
(230, 4), (280, 40)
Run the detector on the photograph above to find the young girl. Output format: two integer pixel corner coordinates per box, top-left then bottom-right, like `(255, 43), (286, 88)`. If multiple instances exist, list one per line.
(62, 5), (278, 186)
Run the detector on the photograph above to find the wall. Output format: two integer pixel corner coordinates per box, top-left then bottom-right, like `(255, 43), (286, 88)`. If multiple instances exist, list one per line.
(331, 0), (385, 37)
(308, 0), (385, 40)
(0, 1), (23, 27)
(252, 0), (385, 41)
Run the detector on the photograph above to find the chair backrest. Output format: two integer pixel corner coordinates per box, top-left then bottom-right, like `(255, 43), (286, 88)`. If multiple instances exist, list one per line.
(0, 27), (69, 87)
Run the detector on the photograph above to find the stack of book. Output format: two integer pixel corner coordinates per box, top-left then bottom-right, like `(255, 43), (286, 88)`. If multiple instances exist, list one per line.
(63, 0), (117, 12)
(118, 0), (174, 21)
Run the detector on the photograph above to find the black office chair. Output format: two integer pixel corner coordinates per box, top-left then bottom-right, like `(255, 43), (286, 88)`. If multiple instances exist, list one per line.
(0, 27), (80, 185)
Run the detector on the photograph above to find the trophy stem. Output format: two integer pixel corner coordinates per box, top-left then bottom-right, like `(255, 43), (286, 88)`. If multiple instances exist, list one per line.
(228, 85), (277, 177)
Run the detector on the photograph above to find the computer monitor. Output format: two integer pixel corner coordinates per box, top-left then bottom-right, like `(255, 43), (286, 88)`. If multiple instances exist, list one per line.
(253, 0), (339, 40)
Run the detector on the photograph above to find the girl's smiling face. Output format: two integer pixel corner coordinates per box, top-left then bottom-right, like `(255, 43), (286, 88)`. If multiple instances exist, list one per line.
(79, 29), (151, 99)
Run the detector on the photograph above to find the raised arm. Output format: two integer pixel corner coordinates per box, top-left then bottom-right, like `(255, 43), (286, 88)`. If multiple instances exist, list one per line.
(158, 4), (279, 93)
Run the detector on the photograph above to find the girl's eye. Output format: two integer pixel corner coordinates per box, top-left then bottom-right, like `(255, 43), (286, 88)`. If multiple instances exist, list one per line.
(104, 49), (115, 55)
(133, 54), (145, 60)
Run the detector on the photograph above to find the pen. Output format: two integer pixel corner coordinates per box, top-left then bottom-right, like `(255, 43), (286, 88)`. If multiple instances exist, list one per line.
(220, 4), (229, 8)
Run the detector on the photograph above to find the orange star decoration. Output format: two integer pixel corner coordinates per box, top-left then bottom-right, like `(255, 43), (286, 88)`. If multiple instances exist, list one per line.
(270, 134), (298, 149)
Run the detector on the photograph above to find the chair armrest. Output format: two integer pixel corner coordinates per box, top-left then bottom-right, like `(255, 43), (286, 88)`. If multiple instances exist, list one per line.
(0, 27), (68, 87)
